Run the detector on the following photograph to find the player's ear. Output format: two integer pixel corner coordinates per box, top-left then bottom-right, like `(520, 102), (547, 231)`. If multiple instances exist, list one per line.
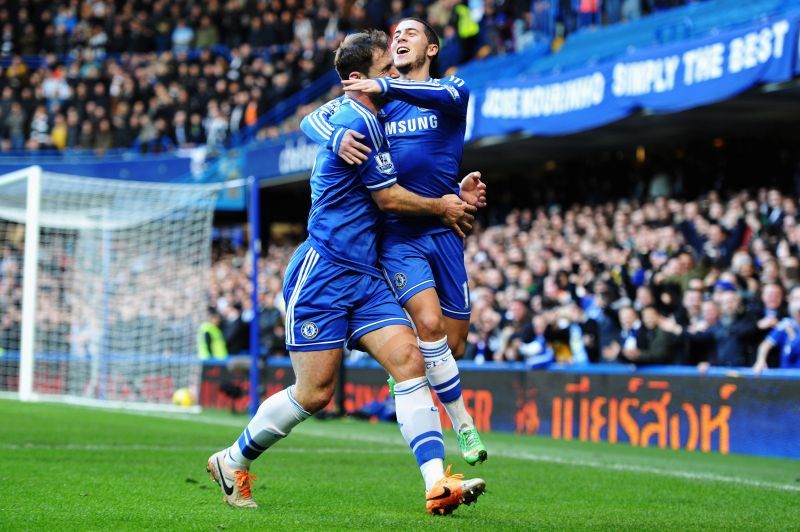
(349, 71), (365, 80)
(426, 43), (439, 59)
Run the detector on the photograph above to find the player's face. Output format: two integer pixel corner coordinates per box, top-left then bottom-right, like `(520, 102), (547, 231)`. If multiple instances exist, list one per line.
(368, 48), (395, 79)
(367, 48), (395, 105)
(392, 20), (437, 74)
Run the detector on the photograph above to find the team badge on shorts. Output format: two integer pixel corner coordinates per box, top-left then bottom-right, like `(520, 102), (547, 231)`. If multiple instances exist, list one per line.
(301, 321), (319, 340)
(394, 272), (407, 291)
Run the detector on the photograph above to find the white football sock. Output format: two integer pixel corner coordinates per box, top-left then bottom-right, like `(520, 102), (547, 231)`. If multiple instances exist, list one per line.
(393, 375), (445, 490)
(419, 336), (474, 430)
(420, 458), (446, 491)
(226, 385), (310, 469)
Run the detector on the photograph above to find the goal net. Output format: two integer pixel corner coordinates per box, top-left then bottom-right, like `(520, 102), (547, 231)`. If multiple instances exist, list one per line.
(0, 167), (220, 411)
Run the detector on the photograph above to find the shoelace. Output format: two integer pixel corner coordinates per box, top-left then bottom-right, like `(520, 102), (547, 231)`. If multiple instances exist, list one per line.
(460, 428), (479, 449)
(443, 464), (464, 481)
(234, 470), (258, 498)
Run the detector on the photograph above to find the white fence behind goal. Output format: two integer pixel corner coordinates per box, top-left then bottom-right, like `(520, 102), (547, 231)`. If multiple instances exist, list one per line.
(0, 167), (220, 411)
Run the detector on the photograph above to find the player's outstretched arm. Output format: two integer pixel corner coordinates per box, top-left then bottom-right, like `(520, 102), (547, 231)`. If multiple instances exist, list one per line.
(372, 186), (476, 238)
(342, 76), (469, 116)
(459, 171), (487, 209)
(300, 97), (371, 165)
(354, 115), (475, 236)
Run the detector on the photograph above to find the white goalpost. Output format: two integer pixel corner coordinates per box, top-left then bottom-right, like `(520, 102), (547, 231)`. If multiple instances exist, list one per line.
(0, 167), (220, 412)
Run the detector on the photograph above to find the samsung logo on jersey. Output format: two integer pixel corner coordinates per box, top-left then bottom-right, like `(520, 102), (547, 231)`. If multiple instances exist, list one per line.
(384, 115), (439, 135)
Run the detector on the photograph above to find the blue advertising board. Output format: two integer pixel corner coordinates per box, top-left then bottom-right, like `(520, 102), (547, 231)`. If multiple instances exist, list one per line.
(468, 12), (800, 139)
(244, 132), (318, 182)
(213, 360), (800, 460)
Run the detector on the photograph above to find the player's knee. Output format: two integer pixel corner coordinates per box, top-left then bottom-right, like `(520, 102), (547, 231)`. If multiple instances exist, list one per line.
(388, 341), (425, 380)
(414, 311), (446, 340)
(293, 382), (335, 413)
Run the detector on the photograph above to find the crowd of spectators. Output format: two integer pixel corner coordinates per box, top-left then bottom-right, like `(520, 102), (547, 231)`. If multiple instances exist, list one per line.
(206, 181), (800, 374)
(3, 179), (798, 374)
(0, 231), (210, 362)
(0, 0), (348, 155)
(0, 0), (702, 155)
(462, 187), (799, 371)
(208, 233), (297, 357)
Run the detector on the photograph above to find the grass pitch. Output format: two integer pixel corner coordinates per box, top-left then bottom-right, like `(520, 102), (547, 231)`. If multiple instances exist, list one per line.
(0, 399), (798, 530)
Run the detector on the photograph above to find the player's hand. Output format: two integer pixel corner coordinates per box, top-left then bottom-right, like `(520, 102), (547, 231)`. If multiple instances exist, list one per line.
(337, 129), (371, 165)
(456, 213), (474, 236)
(438, 194), (477, 238)
(459, 171), (487, 208)
(342, 79), (382, 94)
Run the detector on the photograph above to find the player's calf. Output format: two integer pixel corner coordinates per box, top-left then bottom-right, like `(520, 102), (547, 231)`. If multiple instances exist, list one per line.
(420, 335), (489, 465)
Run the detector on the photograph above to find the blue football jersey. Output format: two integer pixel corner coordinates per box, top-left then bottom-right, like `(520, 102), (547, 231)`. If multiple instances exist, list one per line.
(305, 97), (397, 278)
(301, 75), (469, 237)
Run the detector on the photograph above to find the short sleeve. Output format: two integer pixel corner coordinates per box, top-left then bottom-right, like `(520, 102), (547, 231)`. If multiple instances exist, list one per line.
(360, 146), (397, 190)
(348, 117), (397, 191)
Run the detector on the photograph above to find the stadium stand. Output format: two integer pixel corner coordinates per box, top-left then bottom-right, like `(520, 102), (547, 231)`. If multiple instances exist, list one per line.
(202, 160), (800, 373)
(1, 0), (797, 375)
(0, 0), (707, 155)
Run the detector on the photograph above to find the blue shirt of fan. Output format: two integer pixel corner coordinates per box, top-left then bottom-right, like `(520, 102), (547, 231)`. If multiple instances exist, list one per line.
(306, 97), (397, 278)
(766, 318), (800, 368)
(301, 76), (469, 237)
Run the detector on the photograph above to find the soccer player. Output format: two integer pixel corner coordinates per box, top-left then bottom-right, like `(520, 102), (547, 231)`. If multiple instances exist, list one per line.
(300, 18), (488, 466)
(207, 30), (486, 516)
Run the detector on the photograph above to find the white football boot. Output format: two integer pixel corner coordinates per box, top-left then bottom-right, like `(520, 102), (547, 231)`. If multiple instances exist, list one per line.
(206, 450), (258, 508)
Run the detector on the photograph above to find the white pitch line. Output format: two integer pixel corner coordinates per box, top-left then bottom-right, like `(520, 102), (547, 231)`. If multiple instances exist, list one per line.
(294, 428), (800, 493)
(0, 442), (406, 455)
(493, 448), (800, 493)
(75, 410), (800, 494)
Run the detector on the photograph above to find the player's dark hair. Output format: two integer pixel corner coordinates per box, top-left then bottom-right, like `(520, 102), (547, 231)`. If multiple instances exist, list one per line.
(399, 17), (440, 76)
(334, 30), (389, 81)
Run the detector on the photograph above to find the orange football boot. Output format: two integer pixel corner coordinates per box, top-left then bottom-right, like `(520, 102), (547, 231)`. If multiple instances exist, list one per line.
(425, 465), (486, 515)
